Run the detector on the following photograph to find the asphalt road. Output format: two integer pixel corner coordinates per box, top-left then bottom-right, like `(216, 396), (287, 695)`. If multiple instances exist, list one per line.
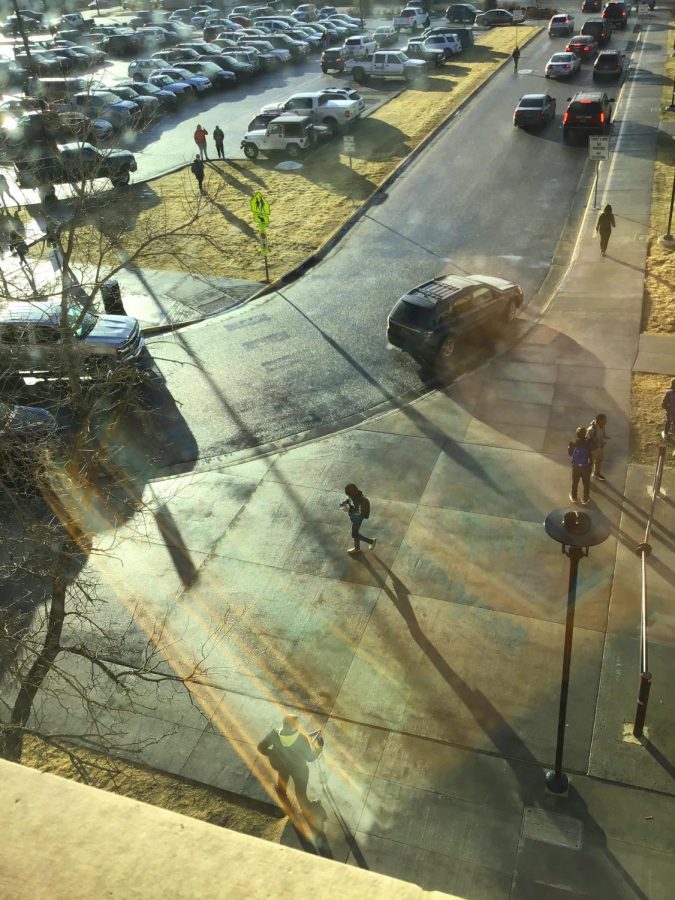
(149, 27), (632, 464)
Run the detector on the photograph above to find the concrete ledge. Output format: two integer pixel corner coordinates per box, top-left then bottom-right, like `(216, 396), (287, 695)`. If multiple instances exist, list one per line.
(0, 760), (458, 900)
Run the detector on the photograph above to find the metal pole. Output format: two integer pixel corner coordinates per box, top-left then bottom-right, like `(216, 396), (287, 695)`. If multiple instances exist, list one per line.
(665, 170), (675, 239)
(546, 545), (583, 794)
(594, 160), (600, 209)
(633, 671), (652, 738)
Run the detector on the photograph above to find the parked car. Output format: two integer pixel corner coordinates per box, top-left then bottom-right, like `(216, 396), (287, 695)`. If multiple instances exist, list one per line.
(266, 32), (310, 61)
(101, 32), (142, 56)
(602, 1), (628, 30)
(72, 91), (141, 130)
(565, 35), (598, 59)
(545, 51), (581, 78)
(178, 59), (237, 88)
(241, 114), (327, 160)
(3, 111), (112, 149)
(582, 0), (602, 10)
(317, 6), (338, 19)
(593, 49), (625, 79)
(0, 60), (27, 90)
(422, 33), (462, 58)
(106, 85), (162, 123)
(393, 7), (430, 33)
(404, 39), (445, 66)
(292, 4), (318, 22)
(581, 19), (612, 46)
(0, 302), (145, 378)
(372, 26), (397, 47)
(155, 66), (212, 91)
(120, 80), (178, 109)
(320, 87), (365, 115)
(387, 274), (523, 365)
(548, 14), (575, 37)
(445, 4), (478, 23)
(128, 57), (160, 79)
(205, 52), (256, 78)
(513, 93), (556, 128)
(147, 72), (195, 98)
(0, 400), (58, 497)
(474, 9), (515, 27)
(320, 47), (345, 72)
(343, 34), (378, 57)
(562, 90), (614, 140)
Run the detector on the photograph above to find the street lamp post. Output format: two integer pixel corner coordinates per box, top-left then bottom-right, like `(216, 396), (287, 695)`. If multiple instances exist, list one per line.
(543, 508), (610, 794)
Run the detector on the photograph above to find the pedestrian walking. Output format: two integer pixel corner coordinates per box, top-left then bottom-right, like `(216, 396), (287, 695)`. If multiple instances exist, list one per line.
(0, 172), (19, 211)
(257, 715), (324, 814)
(190, 155), (205, 195)
(568, 426), (592, 506)
(596, 204), (616, 256)
(661, 378), (675, 439)
(512, 45), (521, 72)
(193, 123), (208, 160)
(9, 230), (28, 266)
(340, 483), (376, 554)
(586, 413), (610, 481)
(213, 125), (225, 160)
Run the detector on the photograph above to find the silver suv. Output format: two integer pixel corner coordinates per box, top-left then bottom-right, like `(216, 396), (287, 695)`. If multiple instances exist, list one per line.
(0, 302), (145, 377)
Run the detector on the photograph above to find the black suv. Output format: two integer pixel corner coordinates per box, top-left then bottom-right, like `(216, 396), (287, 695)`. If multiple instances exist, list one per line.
(582, 0), (601, 9)
(581, 19), (612, 46)
(562, 91), (614, 140)
(387, 274), (523, 365)
(602, 1), (628, 30)
(445, 4), (478, 23)
(320, 47), (344, 73)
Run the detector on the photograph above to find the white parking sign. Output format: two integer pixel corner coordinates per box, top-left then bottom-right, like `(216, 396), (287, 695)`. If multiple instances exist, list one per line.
(343, 136), (355, 154)
(589, 136), (610, 160)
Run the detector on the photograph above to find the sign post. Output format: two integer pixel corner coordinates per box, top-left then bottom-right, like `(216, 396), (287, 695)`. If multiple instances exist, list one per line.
(588, 136), (610, 209)
(250, 191), (271, 281)
(343, 136), (356, 207)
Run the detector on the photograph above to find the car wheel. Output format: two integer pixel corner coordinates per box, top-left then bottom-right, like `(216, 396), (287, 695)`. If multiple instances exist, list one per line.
(438, 336), (455, 360)
(321, 65), (328, 73)
(243, 142), (258, 160)
(287, 143), (301, 159)
(324, 117), (338, 136)
(504, 299), (518, 323)
(352, 66), (366, 82)
(112, 172), (130, 187)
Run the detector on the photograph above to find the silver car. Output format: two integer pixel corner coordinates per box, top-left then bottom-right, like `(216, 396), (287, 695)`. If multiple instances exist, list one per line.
(0, 302), (145, 377)
(545, 51), (581, 78)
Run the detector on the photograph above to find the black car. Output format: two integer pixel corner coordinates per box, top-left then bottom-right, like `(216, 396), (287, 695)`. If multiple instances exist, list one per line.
(387, 274), (523, 365)
(602, 1), (628, 30)
(107, 85), (162, 123)
(593, 49), (625, 78)
(320, 47), (344, 72)
(582, 0), (602, 10)
(581, 19), (612, 46)
(562, 90), (614, 140)
(15, 141), (137, 188)
(445, 3), (479, 23)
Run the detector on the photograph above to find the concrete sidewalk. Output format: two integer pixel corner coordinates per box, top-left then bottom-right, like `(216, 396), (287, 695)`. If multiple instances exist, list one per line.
(15, 12), (675, 900)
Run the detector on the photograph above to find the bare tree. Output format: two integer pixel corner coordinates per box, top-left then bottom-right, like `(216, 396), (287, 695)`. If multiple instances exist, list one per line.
(0, 147), (228, 767)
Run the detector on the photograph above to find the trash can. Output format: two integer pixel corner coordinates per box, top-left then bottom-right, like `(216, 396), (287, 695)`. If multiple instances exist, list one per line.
(100, 279), (126, 315)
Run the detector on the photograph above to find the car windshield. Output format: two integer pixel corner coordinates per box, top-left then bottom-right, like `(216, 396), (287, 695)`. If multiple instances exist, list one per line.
(551, 53), (573, 62)
(66, 307), (97, 338)
(519, 98), (543, 108)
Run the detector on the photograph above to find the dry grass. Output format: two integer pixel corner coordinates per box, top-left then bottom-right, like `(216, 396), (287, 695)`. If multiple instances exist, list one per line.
(71, 28), (540, 283)
(631, 25), (675, 465)
(22, 735), (286, 843)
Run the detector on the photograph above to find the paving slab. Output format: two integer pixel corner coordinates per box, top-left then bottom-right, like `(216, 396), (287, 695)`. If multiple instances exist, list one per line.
(633, 333), (675, 376)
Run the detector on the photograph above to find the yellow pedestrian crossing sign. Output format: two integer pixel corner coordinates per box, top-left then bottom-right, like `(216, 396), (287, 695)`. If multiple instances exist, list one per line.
(250, 191), (270, 228)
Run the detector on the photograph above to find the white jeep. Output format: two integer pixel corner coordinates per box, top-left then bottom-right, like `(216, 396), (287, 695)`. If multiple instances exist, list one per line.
(241, 114), (328, 160)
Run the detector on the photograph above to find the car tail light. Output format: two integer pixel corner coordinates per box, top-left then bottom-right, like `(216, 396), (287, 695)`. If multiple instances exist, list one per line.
(563, 111), (569, 123)
(599, 112), (605, 123)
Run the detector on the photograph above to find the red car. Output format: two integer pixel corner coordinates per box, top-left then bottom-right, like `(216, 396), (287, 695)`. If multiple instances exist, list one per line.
(565, 35), (598, 59)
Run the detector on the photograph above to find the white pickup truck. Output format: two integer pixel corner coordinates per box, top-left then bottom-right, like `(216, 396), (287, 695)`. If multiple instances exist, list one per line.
(260, 90), (360, 134)
(342, 34), (377, 57)
(344, 50), (428, 83)
(393, 7), (430, 33)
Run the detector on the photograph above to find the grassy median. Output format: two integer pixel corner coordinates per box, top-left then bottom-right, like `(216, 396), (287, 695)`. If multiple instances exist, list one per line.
(631, 24), (675, 467)
(72, 28), (539, 283)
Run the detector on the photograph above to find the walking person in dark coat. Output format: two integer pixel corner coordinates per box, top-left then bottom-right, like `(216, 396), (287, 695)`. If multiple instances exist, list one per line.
(596, 204), (616, 256)
(586, 413), (609, 481)
(340, 483), (376, 554)
(190, 155), (205, 195)
(213, 125), (225, 160)
(9, 230), (28, 265)
(512, 45), (520, 72)
(661, 378), (675, 439)
(568, 426), (593, 506)
(257, 715), (324, 813)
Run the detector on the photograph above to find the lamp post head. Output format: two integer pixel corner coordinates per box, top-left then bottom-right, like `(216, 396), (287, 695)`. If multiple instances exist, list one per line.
(544, 507), (611, 551)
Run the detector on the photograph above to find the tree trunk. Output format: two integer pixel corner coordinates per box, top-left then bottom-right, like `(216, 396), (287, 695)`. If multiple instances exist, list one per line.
(1, 544), (69, 762)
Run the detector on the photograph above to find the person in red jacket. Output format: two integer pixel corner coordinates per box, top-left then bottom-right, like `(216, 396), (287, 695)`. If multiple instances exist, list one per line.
(193, 124), (208, 160)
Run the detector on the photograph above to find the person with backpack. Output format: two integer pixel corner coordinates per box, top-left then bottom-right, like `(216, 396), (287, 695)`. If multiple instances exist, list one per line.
(586, 413), (609, 481)
(568, 427), (592, 506)
(340, 483), (376, 554)
(662, 378), (675, 439)
(190, 155), (205, 195)
(213, 125), (225, 160)
(257, 715), (323, 814)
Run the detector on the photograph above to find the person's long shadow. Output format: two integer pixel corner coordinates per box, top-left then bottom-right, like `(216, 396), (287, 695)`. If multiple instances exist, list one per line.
(351, 554), (651, 898)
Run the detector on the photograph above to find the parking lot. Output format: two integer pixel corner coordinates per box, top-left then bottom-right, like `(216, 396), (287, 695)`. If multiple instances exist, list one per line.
(0, 4), (456, 188)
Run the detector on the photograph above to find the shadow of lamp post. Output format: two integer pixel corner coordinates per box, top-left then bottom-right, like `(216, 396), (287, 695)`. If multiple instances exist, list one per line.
(543, 507), (611, 794)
